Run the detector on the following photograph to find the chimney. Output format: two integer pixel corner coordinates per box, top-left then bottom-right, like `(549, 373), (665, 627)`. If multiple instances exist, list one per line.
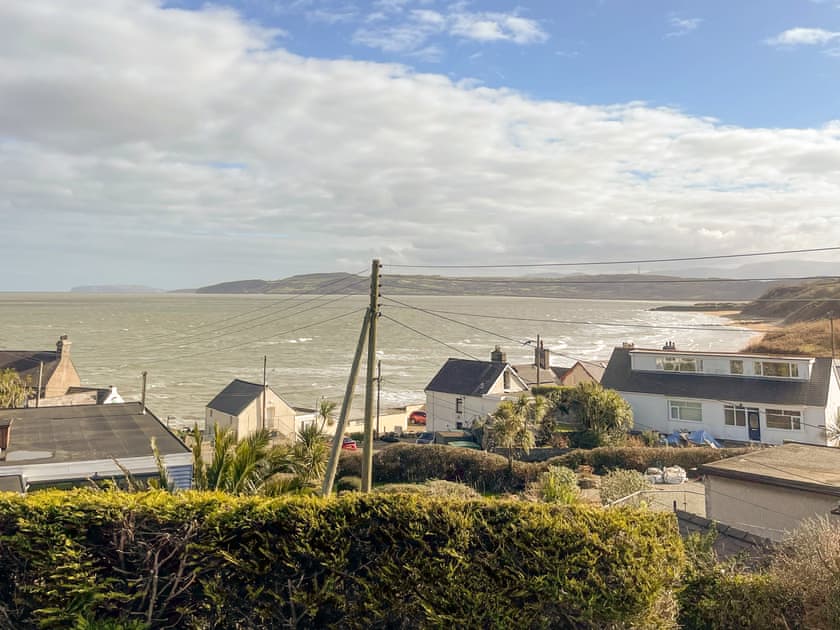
(622, 341), (635, 349)
(0, 418), (13, 460)
(536, 341), (551, 370)
(56, 334), (71, 360)
(663, 341), (676, 351)
(490, 345), (507, 363)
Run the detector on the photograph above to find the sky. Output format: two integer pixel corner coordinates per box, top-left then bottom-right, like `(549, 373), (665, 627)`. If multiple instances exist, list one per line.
(2, 0), (840, 290)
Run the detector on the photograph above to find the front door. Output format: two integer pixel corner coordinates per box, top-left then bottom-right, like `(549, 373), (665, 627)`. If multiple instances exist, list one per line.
(747, 409), (761, 441)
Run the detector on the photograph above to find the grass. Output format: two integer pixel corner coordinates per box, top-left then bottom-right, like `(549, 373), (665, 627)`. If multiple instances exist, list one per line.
(741, 319), (837, 356)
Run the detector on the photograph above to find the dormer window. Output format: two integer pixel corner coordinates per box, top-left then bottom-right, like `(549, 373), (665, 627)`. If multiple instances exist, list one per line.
(656, 357), (702, 372)
(754, 361), (799, 378)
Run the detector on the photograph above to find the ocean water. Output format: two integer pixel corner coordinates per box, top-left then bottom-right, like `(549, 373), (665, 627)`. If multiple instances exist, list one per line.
(0, 293), (759, 428)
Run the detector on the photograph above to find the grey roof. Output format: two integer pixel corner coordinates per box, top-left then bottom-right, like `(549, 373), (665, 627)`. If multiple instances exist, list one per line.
(512, 364), (567, 387)
(66, 387), (115, 404)
(0, 350), (59, 389)
(675, 510), (772, 564)
(425, 359), (510, 396)
(207, 379), (274, 416)
(0, 402), (188, 466)
(0, 475), (24, 493)
(601, 347), (833, 407)
(701, 442), (840, 495)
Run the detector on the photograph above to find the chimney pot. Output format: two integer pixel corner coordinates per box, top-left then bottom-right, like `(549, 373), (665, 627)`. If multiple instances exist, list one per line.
(490, 345), (507, 363)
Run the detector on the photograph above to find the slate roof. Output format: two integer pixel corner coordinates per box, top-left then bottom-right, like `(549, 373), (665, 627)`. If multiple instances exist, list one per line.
(675, 510), (772, 564)
(206, 379), (274, 416)
(425, 359), (513, 396)
(512, 364), (567, 387)
(0, 475), (24, 493)
(0, 402), (188, 466)
(601, 347), (833, 407)
(0, 350), (59, 389)
(66, 387), (116, 404)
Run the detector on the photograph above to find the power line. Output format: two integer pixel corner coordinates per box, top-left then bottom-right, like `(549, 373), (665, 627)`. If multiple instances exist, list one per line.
(380, 313), (481, 361)
(382, 275), (840, 285)
(385, 245), (840, 269)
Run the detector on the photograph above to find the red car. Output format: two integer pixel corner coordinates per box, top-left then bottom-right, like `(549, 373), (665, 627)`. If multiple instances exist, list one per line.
(341, 436), (358, 450)
(409, 410), (427, 425)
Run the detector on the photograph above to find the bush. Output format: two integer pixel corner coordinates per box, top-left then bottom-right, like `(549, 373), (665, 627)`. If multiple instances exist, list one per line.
(527, 465), (579, 504)
(335, 475), (362, 492)
(547, 446), (756, 475)
(337, 443), (539, 493)
(600, 469), (651, 505)
(0, 489), (684, 629)
(376, 480), (481, 499)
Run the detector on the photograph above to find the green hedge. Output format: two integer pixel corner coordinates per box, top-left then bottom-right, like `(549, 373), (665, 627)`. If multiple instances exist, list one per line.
(0, 489), (684, 628)
(547, 446), (756, 475)
(339, 443), (540, 493)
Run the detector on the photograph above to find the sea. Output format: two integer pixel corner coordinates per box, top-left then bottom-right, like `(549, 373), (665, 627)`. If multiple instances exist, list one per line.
(0, 293), (759, 429)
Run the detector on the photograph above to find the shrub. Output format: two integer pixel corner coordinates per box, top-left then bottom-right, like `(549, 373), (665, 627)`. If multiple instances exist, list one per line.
(527, 465), (580, 504)
(335, 475), (362, 492)
(0, 489), (684, 629)
(600, 469), (651, 505)
(376, 480), (481, 499)
(547, 446), (756, 475)
(771, 515), (840, 628)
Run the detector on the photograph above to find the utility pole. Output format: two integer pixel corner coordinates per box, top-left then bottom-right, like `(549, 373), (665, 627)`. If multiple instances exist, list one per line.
(141, 371), (148, 414)
(536, 334), (541, 389)
(361, 259), (382, 493)
(262, 355), (267, 431)
(36, 361), (44, 408)
(830, 313), (836, 360)
(321, 310), (371, 496)
(376, 360), (382, 439)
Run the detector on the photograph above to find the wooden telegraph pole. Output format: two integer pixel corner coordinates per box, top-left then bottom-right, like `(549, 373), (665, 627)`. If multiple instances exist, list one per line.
(361, 259), (382, 492)
(321, 310), (371, 496)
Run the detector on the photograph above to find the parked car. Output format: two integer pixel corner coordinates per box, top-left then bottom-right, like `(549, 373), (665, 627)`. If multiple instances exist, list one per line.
(415, 432), (435, 445)
(446, 440), (482, 450)
(341, 436), (358, 450)
(380, 433), (400, 443)
(408, 410), (427, 425)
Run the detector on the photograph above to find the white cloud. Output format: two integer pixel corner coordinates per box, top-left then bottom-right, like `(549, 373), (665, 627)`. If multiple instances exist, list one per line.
(666, 16), (702, 38)
(767, 27), (840, 46)
(449, 12), (548, 44)
(2, 0), (840, 290)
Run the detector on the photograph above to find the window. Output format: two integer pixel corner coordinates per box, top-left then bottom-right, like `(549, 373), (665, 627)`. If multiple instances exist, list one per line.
(669, 400), (703, 422)
(754, 361), (799, 378)
(455, 397), (464, 414)
(765, 408), (802, 430)
(656, 357), (703, 372)
(724, 405), (746, 427)
(503, 370), (511, 390)
(730, 360), (743, 375)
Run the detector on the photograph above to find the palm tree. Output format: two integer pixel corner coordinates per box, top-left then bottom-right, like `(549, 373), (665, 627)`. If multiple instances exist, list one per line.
(292, 420), (330, 484)
(191, 424), (280, 493)
(0, 369), (31, 408)
(490, 395), (543, 472)
(317, 398), (338, 427)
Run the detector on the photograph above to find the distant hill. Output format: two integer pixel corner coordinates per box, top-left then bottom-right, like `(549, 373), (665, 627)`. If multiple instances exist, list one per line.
(188, 272), (797, 301)
(71, 285), (164, 294)
(739, 279), (840, 324)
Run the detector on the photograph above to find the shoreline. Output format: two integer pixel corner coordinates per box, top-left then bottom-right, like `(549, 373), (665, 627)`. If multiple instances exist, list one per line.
(706, 310), (780, 337)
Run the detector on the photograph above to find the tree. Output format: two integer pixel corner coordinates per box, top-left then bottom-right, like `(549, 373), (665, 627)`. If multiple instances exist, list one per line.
(0, 368), (31, 408)
(568, 382), (633, 445)
(489, 395), (545, 472)
(191, 424), (282, 494)
(292, 420), (330, 484)
(317, 398), (337, 427)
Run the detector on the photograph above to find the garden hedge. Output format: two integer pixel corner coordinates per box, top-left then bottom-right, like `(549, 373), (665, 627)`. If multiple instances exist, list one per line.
(547, 446), (756, 475)
(0, 489), (684, 629)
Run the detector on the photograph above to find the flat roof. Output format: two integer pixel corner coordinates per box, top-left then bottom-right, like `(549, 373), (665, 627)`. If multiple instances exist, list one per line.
(0, 402), (189, 467)
(701, 443), (840, 496)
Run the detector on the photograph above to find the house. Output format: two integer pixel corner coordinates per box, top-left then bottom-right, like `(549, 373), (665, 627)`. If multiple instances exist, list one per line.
(701, 443), (840, 541)
(205, 379), (296, 440)
(0, 402), (192, 492)
(600, 344), (840, 446)
(513, 342), (605, 388)
(675, 510), (772, 563)
(425, 347), (530, 432)
(0, 335), (81, 401)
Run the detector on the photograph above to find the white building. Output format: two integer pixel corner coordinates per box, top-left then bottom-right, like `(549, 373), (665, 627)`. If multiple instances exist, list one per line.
(206, 379), (296, 441)
(601, 345), (840, 445)
(425, 348), (530, 432)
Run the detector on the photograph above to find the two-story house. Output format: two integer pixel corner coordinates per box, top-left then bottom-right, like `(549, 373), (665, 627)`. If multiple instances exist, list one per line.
(601, 344), (840, 445)
(425, 347), (530, 432)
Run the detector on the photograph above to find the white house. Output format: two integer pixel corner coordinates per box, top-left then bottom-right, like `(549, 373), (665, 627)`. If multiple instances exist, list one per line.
(701, 443), (840, 541)
(0, 402), (192, 492)
(425, 348), (530, 432)
(206, 379), (296, 441)
(601, 345), (840, 446)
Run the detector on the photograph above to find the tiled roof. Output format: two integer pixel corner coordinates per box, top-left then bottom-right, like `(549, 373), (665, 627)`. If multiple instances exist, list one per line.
(0, 402), (188, 466)
(601, 347), (833, 407)
(206, 379), (273, 416)
(512, 364), (566, 387)
(0, 350), (59, 390)
(425, 359), (511, 396)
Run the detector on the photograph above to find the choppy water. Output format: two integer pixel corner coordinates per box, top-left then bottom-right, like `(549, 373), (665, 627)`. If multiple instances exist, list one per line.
(0, 293), (758, 428)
